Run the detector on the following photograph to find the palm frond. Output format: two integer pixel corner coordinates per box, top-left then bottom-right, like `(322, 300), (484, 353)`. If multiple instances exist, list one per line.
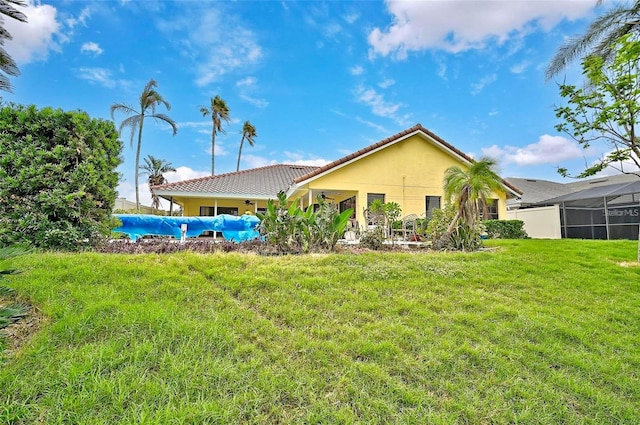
(150, 113), (178, 135)
(0, 1), (27, 23)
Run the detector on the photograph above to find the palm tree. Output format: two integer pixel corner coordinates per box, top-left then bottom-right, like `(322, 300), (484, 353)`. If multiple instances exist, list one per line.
(236, 120), (257, 172)
(139, 155), (176, 211)
(200, 95), (230, 176)
(546, 0), (640, 80)
(0, 0), (28, 92)
(443, 157), (505, 237)
(111, 79), (178, 213)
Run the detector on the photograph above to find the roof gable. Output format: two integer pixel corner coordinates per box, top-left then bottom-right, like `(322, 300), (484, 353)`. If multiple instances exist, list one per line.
(292, 123), (521, 196)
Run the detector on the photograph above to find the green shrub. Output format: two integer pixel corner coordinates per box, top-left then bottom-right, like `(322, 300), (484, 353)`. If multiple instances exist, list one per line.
(359, 227), (385, 250)
(256, 192), (353, 253)
(484, 220), (528, 239)
(0, 105), (122, 249)
(426, 203), (457, 241)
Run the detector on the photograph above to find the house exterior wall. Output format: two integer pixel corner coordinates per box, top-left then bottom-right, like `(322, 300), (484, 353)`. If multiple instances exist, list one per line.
(507, 205), (561, 239)
(293, 134), (508, 221)
(180, 197), (266, 217)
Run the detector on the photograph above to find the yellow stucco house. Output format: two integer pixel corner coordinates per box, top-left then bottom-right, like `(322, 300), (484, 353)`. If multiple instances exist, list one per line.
(153, 124), (521, 225)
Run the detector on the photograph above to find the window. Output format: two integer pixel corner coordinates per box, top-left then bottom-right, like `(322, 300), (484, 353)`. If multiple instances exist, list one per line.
(480, 199), (499, 220)
(339, 196), (356, 217)
(425, 196), (441, 219)
(200, 206), (215, 216)
(367, 193), (385, 206)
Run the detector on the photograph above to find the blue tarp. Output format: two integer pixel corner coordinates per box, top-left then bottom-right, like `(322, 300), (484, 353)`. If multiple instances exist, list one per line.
(113, 214), (261, 242)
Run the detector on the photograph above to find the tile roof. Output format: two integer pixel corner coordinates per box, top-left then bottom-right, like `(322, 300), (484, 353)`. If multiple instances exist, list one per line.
(152, 164), (319, 197)
(293, 123), (522, 196)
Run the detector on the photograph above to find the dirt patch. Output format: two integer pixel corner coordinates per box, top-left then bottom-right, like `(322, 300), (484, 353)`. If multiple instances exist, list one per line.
(619, 261), (640, 268)
(1, 303), (45, 358)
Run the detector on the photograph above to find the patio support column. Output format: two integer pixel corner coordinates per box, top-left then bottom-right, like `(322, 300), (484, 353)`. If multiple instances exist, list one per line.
(254, 200), (257, 214)
(169, 197), (174, 215)
(214, 199), (218, 239)
(308, 190), (313, 208)
(604, 196), (610, 240)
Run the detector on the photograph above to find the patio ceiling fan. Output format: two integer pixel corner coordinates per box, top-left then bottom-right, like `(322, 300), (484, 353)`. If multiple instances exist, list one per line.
(320, 192), (335, 201)
(244, 200), (254, 206)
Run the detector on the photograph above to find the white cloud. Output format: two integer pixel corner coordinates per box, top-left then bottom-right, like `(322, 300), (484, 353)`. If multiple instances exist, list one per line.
(343, 12), (359, 24)
(350, 65), (364, 76)
(488, 109), (499, 117)
(241, 154), (279, 169)
(158, 9), (262, 86)
(4, 0), (61, 64)
(283, 151), (332, 166)
(510, 60), (530, 74)
(117, 166), (210, 209)
(483, 134), (584, 166)
(355, 116), (390, 134)
(77, 67), (115, 87)
(65, 6), (91, 29)
(236, 76), (257, 87)
(164, 166), (210, 183)
(240, 94), (269, 109)
(355, 85), (400, 116)
(471, 73), (497, 95)
(81, 41), (103, 55)
(378, 78), (395, 89)
(368, 0), (596, 59)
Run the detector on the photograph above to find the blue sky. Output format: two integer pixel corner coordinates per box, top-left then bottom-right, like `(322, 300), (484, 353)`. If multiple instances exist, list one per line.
(3, 0), (620, 206)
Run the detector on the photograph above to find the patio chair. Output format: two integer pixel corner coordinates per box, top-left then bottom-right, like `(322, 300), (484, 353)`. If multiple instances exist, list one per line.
(393, 214), (419, 241)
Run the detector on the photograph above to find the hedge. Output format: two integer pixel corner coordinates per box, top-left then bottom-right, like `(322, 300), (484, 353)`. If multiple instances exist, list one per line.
(0, 104), (122, 249)
(484, 220), (528, 239)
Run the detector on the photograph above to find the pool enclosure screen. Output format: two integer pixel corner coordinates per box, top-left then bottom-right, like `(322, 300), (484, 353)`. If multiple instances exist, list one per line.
(549, 181), (640, 240)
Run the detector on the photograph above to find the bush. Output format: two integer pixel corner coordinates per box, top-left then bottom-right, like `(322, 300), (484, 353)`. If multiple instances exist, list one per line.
(256, 192), (353, 254)
(359, 227), (385, 250)
(425, 203), (457, 241)
(0, 105), (122, 249)
(484, 220), (528, 239)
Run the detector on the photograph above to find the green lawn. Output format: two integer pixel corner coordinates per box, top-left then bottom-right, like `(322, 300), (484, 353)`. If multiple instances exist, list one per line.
(1, 239), (639, 424)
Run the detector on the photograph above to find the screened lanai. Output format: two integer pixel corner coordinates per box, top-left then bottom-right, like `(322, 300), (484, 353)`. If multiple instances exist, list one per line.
(536, 180), (640, 240)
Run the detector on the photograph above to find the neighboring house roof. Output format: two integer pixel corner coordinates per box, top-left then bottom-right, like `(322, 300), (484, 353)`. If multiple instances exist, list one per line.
(291, 123), (522, 197)
(152, 164), (318, 199)
(507, 173), (640, 208)
(505, 177), (574, 208)
(539, 179), (640, 204)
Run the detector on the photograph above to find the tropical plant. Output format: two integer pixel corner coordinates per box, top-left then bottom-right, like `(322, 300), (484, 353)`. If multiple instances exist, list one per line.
(0, 246), (28, 340)
(442, 157), (505, 251)
(546, 0), (640, 80)
(236, 120), (257, 171)
(256, 192), (353, 253)
(200, 95), (230, 176)
(0, 0), (27, 92)
(555, 34), (640, 261)
(139, 155), (176, 210)
(111, 79), (178, 213)
(0, 104), (122, 249)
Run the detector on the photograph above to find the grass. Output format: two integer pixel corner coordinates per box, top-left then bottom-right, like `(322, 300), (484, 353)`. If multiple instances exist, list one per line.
(1, 239), (639, 424)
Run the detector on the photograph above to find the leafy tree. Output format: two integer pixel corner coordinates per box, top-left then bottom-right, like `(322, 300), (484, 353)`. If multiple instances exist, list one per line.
(200, 95), (230, 176)
(139, 155), (176, 211)
(555, 34), (640, 261)
(443, 157), (505, 250)
(0, 0), (27, 92)
(236, 120), (257, 172)
(0, 104), (122, 249)
(111, 79), (178, 212)
(546, 0), (640, 80)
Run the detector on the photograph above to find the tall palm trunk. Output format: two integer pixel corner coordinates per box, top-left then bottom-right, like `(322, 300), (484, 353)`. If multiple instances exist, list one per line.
(135, 118), (145, 213)
(211, 131), (216, 175)
(236, 137), (245, 172)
